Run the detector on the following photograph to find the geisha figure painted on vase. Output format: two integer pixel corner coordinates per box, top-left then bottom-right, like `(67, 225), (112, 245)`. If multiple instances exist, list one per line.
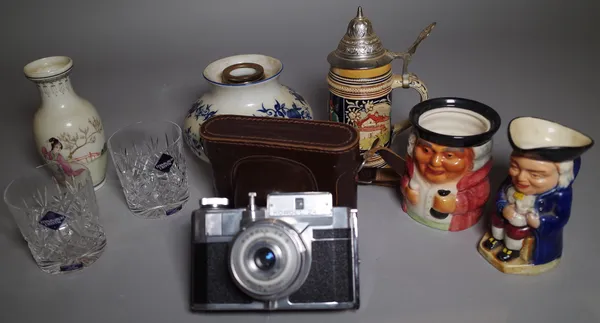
(478, 117), (594, 275)
(41, 137), (85, 177)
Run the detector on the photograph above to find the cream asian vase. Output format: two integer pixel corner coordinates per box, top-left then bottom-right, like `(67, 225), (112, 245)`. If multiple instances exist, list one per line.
(24, 56), (108, 190)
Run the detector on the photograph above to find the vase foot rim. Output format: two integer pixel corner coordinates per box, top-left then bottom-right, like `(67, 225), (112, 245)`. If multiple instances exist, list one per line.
(93, 177), (107, 191)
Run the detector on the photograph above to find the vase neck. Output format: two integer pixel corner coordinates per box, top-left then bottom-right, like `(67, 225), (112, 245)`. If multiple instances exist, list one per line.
(32, 74), (77, 102)
(212, 76), (280, 93)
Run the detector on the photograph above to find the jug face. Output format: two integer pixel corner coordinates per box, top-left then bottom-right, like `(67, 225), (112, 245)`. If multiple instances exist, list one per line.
(399, 97), (501, 232)
(328, 64), (394, 168)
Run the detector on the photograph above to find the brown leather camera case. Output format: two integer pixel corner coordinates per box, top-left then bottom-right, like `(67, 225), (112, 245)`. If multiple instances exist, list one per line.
(199, 115), (361, 208)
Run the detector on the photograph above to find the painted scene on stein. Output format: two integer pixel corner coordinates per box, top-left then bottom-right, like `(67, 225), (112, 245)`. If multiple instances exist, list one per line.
(330, 94), (392, 168)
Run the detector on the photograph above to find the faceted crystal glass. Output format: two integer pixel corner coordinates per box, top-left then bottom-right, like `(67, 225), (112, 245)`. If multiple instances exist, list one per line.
(4, 161), (107, 274)
(107, 120), (189, 219)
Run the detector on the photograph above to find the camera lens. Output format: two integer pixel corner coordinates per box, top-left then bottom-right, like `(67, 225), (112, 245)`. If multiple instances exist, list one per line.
(229, 220), (311, 300)
(254, 247), (276, 271)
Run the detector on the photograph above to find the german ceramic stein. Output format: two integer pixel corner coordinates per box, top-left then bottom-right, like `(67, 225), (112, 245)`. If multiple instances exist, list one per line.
(478, 117), (593, 275)
(361, 97), (501, 232)
(327, 7), (436, 180)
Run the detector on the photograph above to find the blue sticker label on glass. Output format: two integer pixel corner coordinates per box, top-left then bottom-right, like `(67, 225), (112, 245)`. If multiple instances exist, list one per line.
(39, 211), (66, 230)
(60, 263), (83, 272)
(166, 205), (183, 216)
(155, 153), (175, 173)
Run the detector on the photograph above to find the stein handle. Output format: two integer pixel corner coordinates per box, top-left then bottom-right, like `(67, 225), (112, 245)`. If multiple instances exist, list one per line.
(391, 73), (428, 102)
(393, 22), (436, 78)
(388, 73), (426, 146)
(388, 21), (436, 145)
(388, 21), (435, 102)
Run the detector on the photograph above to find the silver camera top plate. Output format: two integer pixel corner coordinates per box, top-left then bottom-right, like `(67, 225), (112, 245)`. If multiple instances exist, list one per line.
(266, 192), (333, 218)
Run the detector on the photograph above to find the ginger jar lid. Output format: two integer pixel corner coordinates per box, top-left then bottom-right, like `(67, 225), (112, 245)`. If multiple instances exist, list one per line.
(327, 6), (394, 70)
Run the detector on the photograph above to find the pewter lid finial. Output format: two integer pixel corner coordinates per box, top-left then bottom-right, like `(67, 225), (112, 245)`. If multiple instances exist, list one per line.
(327, 6), (391, 70)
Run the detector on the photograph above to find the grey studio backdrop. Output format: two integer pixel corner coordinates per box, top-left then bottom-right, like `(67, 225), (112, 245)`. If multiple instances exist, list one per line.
(1, 0), (599, 322)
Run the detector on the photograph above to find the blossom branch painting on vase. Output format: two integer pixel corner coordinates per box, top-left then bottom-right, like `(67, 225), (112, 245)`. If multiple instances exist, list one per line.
(55, 117), (103, 160)
(478, 117), (594, 275)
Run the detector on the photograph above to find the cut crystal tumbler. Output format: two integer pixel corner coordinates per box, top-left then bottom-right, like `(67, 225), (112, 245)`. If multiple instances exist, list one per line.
(4, 162), (107, 274)
(107, 120), (189, 219)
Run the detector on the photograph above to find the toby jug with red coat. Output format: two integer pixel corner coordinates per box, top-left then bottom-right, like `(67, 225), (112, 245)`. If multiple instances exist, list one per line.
(361, 97), (501, 232)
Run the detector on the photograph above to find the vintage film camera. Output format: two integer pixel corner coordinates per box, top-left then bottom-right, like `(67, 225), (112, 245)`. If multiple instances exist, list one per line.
(190, 191), (360, 311)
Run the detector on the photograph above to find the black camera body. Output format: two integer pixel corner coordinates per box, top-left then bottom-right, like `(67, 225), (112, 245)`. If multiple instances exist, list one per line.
(191, 192), (360, 311)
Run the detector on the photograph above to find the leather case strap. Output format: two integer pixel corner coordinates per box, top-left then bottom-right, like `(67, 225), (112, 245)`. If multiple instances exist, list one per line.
(355, 119), (412, 186)
(356, 147), (406, 186)
(356, 167), (401, 186)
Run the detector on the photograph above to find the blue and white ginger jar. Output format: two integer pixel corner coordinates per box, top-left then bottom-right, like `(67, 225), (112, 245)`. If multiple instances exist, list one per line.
(183, 54), (314, 163)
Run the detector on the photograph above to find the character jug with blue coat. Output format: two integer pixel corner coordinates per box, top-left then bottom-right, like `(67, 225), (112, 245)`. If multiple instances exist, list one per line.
(477, 117), (594, 275)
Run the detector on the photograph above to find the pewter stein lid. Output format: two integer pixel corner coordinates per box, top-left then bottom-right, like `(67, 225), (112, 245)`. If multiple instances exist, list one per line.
(328, 7), (436, 72)
(327, 6), (394, 70)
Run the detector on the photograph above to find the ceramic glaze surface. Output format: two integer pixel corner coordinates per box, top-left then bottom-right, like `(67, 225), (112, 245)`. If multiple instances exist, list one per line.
(418, 107), (491, 136)
(399, 98), (501, 231)
(25, 56), (108, 190)
(328, 65), (428, 168)
(183, 54), (313, 162)
(509, 117), (593, 149)
(478, 117), (594, 275)
(401, 133), (494, 231)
